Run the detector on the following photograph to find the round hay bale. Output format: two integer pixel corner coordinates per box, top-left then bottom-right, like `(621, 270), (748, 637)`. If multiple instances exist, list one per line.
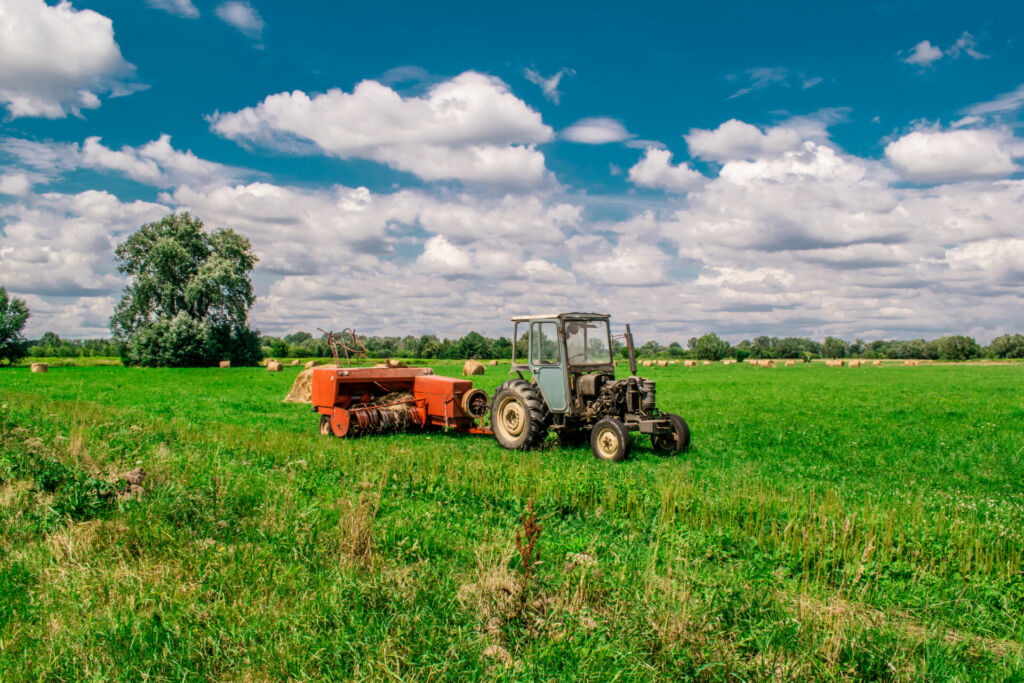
(657, 360), (668, 367)
(267, 361), (283, 372)
(261, 358), (275, 367)
(219, 360), (231, 368)
(683, 360), (697, 367)
(30, 362), (48, 373)
(873, 360), (882, 367)
(488, 360), (499, 366)
(642, 360), (653, 367)
(386, 359), (407, 368)
(785, 360), (795, 366)
(849, 360), (861, 368)
(702, 360), (711, 366)
(304, 360), (319, 369)
(463, 359), (485, 376)
(290, 359), (300, 366)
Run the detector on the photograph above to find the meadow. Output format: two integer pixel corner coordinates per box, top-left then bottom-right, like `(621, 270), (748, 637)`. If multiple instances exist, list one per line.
(0, 360), (1022, 681)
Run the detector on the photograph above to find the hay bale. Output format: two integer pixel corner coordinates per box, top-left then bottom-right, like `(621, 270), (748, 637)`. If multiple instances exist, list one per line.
(722, 359), (731, 365)
(684, 360), (697, 367)
(488, 360), (499, 366)
(758, 359), (775, 368)
(463, 359), (485, 376)
(267, 360), (283, 372)
(290, 360), (300, 366)
(30, 362), (48, 373)
(873, 360), (882, 367)
(849, 360), (861, 368)
(304, 360), (319, 369)
(657, 360), (668, 367)
(785, 360), (795, 366)
(219, 360), (231, 368)
(642, 360), (653, 367)
(284, 365), (339, 403)
(702, 360), (711, 366)
(261, 358), (275, 367)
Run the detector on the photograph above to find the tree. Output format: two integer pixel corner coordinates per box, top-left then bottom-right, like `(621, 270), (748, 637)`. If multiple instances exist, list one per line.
(668, 341), (685, 357)
(0, 287), (30, 365)
(110, 213), (260, 367)
(458, 331), (491, 359)
(822, 336), (846, 359)
(695, 333), (729, 360)
(936, 335), (980, 361)
(990, 333), (1024, 359)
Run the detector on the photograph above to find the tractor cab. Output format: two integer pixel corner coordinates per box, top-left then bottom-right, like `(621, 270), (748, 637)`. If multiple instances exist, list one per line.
(491, 312), (690, 461)
(509, 313), (614, 414)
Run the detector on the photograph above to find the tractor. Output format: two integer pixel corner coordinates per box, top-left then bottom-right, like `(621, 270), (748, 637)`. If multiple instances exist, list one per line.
(490, 312), (690, 461)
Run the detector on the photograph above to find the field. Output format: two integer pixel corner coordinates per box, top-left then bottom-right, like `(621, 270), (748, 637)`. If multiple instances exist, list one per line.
(1, 361), (1022, 681)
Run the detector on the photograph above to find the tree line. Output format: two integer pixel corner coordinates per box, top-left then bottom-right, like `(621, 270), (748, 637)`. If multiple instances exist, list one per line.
(1, 212), (1023, 366)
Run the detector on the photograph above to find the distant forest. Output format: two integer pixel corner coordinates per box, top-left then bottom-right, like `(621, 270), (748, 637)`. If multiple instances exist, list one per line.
(24, 330), (1024, 362)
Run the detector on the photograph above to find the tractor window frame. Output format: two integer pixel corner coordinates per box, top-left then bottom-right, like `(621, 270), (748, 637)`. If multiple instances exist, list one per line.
(530, 321), (561, 366)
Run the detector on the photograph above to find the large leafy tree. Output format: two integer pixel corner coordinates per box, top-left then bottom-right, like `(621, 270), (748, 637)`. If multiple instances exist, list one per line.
(0, 287), (30, 365)
(694, 332), (730, 360)
(110, 213), (261, 367)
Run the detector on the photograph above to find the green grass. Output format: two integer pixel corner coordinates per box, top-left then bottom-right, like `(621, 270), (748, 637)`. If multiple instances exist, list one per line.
(1, 362), (1022, 681)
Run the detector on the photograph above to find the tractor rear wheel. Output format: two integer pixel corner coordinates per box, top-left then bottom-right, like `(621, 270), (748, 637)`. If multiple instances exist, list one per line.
(651, 414), (690, 454)
(590, 417), (631, 462)
(491, 380), (550, 450)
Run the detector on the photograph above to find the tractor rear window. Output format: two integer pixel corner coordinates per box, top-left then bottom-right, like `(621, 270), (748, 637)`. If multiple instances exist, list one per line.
(531, 322), (560, 365)
(565, 319), (611, 364)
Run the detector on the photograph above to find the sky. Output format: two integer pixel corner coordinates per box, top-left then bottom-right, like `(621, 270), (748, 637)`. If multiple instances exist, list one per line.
(1, 0), (1023, 343)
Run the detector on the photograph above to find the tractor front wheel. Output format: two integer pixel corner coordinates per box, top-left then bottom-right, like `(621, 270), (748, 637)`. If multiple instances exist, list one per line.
(591, 417), (631, 462)
(491, 380), (550, 450)
(651, 414), (690, 454)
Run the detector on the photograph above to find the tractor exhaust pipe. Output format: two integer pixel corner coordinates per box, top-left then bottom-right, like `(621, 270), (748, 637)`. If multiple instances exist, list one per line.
(625, 323), (638, 376)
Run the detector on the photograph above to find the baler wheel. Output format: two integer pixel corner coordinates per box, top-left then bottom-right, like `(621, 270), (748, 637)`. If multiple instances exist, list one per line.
(491, 380), (550, 450)
(319, 415), (332, 436)
(590, 417), (631, 462)
(651, 414), (690, 454)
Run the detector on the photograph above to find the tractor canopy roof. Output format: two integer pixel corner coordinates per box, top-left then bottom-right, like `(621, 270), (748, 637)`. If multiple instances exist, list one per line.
(509, 312), (610, 323)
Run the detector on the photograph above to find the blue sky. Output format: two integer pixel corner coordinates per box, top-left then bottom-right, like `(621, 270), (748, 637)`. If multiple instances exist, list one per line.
(1, 0), (1023, 342)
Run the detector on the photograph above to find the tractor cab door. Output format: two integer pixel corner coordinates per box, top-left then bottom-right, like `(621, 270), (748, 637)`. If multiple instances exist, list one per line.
(528, 320), (568, 412)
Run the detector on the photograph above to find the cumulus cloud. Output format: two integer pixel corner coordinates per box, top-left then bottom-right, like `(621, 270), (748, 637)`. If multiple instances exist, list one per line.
(561, 117), (632, 144)
(685, 119), (803, 162)
(1, 135), (251, 190)
(0, 0), (138, 118)
(884, 128), (1019, 184)
(215, 1), (263, 38)
(904, 40), (944, 67)
(904, 32), (988, 68)
(208, 71), (555, 188)
(146, 0), (199, 18)
(0, 173), (32, 196)
(523, 67), (574, 104)
(627, 148), (704, 193)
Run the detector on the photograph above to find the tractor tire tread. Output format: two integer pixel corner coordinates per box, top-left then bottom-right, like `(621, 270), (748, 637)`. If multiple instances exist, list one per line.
(492, 379), (551, 450)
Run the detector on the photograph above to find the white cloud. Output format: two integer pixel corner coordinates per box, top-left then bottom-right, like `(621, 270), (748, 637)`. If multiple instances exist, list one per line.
(964, 84), (1024, 118)
(904, 40), (944, 67)
(208, 71), (555, 188)
(884, 128), (1019, 184)
(685, 119), (803, 162)
(0, 0), (137, 118)
(0, 173), (32, 196)
(905, 32), (988, 69)
(146, 0), (199, 18)
(727, 67), (788, 99)
(1, 135), (251, 190)
(627, 148), (705, 193)
(561, 117), (632, 144)
(523, 67), (574, 104)
(215, 1), (263, 38)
